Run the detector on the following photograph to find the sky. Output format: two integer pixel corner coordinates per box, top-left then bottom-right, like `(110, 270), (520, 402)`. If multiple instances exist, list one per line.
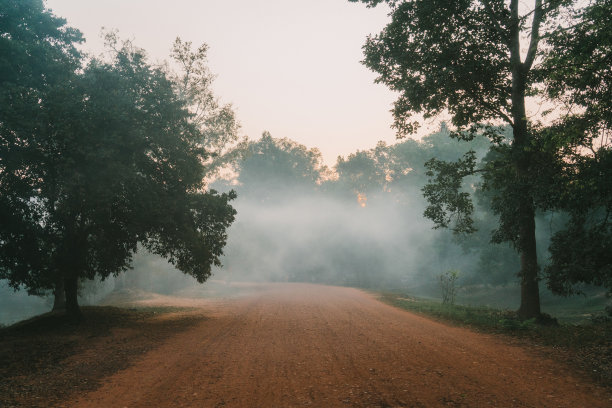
(43, 0), (443, 165)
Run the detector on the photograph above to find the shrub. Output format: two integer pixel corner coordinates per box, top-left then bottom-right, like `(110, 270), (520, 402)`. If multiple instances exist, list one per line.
(439, 270), (459, 305)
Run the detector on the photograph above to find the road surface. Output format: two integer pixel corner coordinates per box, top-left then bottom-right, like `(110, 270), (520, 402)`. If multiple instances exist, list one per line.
(70, 283), (609, 407)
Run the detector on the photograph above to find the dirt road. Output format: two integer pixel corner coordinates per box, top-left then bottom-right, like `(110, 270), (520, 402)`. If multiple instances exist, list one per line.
(70, 283), (609, 407)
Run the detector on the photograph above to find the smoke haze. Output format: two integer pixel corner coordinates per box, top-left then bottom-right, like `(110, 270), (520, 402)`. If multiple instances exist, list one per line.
(2, 129), (606, 325)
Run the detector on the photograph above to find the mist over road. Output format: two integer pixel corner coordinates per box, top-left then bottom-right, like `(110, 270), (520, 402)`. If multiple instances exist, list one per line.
(71, 284), (608, 407)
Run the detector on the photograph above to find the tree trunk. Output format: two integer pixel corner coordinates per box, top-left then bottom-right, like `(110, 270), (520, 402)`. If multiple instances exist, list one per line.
(64, 276), (82, 322)
(516, 198), (541, 319)
(509, 0), (541, 319)
(511, 84), (541, 319)
(52, 278), (66, 312)
(511, 98), (542, 319)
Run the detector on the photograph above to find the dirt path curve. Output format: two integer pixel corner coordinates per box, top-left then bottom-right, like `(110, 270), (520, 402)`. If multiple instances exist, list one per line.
(70, 283), (610, 408)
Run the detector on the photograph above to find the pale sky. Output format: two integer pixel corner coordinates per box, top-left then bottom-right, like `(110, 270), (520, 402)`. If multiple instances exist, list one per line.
(44, 0), (441, 165)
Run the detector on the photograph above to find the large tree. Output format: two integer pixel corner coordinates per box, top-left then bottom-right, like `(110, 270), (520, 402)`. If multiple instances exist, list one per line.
(350, 0), (592, 318)
(0, 2), (237, 319)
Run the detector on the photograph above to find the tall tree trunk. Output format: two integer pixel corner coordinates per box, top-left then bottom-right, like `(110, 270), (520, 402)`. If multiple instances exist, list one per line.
(512, 75), (541, 320)
(517, 205), (541, 319)
(511, 103), (542, 319)
(64, 276), (82, 322)
(509, 0), (541, 319)
(52, 278), (66, 312)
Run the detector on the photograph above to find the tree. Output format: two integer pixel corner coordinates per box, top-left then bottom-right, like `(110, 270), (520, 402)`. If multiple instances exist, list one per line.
(169, 38), (248, 178)
(351, 0), (584, 318)
(538, 0), (612, 296)
(0, 2), (237, 320)
(335, 149), (385, 200)
(237, 131), (326, 201)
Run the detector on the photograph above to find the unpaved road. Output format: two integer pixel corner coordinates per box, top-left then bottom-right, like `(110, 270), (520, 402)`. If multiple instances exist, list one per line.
(70, 283), (609, 407)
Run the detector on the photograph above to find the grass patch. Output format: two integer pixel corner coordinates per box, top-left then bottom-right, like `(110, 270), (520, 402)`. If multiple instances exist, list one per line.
(383, 294), (517, 330)
(379, 292), (611, 387)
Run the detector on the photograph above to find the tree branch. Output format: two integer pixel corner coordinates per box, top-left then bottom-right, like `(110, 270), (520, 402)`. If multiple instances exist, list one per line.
(509, 0), (522, 71)
(482, 100), (514, 125)
(523, 0), (543, 71)
(466, 86), (514, 125)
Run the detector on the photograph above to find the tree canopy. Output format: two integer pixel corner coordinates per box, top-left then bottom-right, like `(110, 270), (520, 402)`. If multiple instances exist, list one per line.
(235, 131), (327, 201)
(0, 1), (237, 319)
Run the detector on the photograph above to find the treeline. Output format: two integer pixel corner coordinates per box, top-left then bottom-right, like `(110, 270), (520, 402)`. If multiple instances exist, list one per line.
(212, 127), (561, 295)
(218, 129), (485, 289)
(0, 1), (242, 319)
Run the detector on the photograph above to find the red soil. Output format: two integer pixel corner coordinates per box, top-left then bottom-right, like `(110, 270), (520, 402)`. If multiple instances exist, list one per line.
(68, 283), (610, 407)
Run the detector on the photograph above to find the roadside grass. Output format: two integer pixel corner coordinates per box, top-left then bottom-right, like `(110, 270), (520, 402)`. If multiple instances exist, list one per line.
(379, 292), (611, 386)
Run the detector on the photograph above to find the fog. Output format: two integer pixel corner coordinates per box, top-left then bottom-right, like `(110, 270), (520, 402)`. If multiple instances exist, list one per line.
(219, 190), (472, 291)
(2, 128), (601, 326)
(0, 129), (495, 325)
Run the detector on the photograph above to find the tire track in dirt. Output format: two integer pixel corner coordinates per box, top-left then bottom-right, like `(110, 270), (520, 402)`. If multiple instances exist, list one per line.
(68, 283), (610, 408)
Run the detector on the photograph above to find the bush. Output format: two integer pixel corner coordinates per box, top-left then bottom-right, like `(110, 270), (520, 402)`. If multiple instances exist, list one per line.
(439, 270), (459, 305)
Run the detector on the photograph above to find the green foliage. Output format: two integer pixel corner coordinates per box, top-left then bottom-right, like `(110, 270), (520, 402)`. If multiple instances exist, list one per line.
(0, 2), (237, 317)
(546, 216), (612, 296)
(540, 0), (612, 134)
(380, 293), (518, 329)
(498, 317), (536, 331)
(423, 152), (477, 234)
(336, 150), (386, 196)
(351, 0), (513, 137)
(237, 131), (327, 200)
(379, 293), (612, 348)
(542, 141), (612, 296)
(438, 270), (459, 305)
(169, 37), (247, 177)
(328, 125), (490, 206)
(0, 0), (83, 294)
(537, 0), (612, 296)
(0, 0), (83, 87)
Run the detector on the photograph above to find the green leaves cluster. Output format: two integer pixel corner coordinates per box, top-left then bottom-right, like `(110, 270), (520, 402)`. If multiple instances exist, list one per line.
(354, 0), (512, 136)
(169, 37), (247, 177)
(537, 0), (612, 296)
(423, 151), (477, 234)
